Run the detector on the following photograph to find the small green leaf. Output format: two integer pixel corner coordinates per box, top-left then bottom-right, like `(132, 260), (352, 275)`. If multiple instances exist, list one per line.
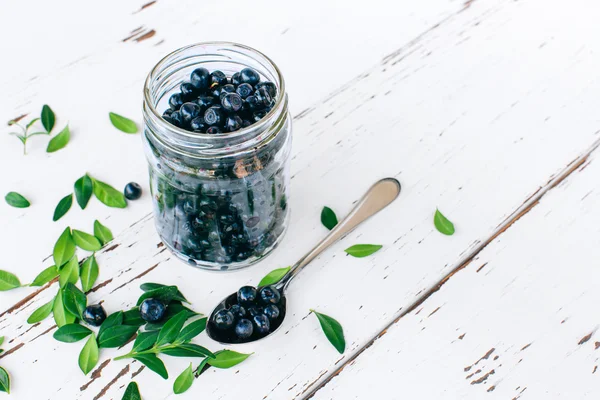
(132, 331), (159, 353)
(46, 125), (70, 153)
(80, 255), (99, 292)
(173, 363), (194, 394)
(59, 256), (79, 287)
(26, 117), (40, 129)
(122, 381), (142, 400)
(74, 175), (93, 209)
(62, 283), (87, 318)
(109, 112), (138, 134)
(194, 358), (210, 377)
(122, 308), (145, 327)
(53, 227), (75, 267)
(434, 209), (455, 236)
(133, 354), (168, 379)
(175, 318), (207, 343)
(311, 309), (345, 354)
(156, 310), (188, 347)
(0, 336), (3, 346)
(5, 191), (30, 208)
(53, 193), (73, 221)
(98, 311), (124, 339)
(41, 104), (55, 133)
(79, 334), (99, 375)
(72, 229), (102, 251)
(321, 206), (338, 230)
(53, 323), (92, 343)
(140, 282), (167, 291)
(98, 325), (138, 348)
(92, 178), (127, 208)
(31, 265), (58, 286)
(53, 290), (77, 327)
(0, 270), (21, 291)
(258, 266), (290, 287)
(0, 366), (10, 394)
(162, 343), (215, 359)
(136, 286), (187, 306)
(207, 350), (252, 369)
(94, 220), (113, 245)
(27, 299), (54, 324)
(344, 244), (383, 258)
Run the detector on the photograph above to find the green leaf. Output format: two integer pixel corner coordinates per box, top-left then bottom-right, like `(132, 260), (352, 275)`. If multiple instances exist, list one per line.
(5, 191), (30, 208)
(173, 363), (194, 394)
(207, 350), (252, 369)
(0, 270), (21, 291)
(122, 308), (145, 327)
(0, 366), (10, 394)
(79, 334), (99, 375)
(53, 193), (73, 221)
(27, 299), (54, 324)
(132, 331), (159, 353)
(92, 178), (127, 208)
(31, 265), (58, 286)
(98, 311), (124, 339)
(74, 175), (93, 209)
(136, 285), (188, 306)
(46, 125), (70, 153)
(156, 310), (188, 347)
(26, 117), (40, 129)
(59, 256), (79, 287)
(122, 381), (142, 400)
(62, 283), (87, 318)
(72, 229), (102, 251)
(133, 354), (168, 379)
(53, 290), (77, 327)
(140, 282), (167, 291)
(258, 267), (290, 287)
(53, 323), (92, 343)
(94, 220), (113, 245)
(53, 227), (75, 267)
(344, 244), (383, 258)
(109, 112), (138, 134)
(41, 104), (55, 133)
(434, 208), (455, 236)
(175, 317), (207, 343)
(321, 206), (338, 230)
(98, 325), (138, 348)
(194, 358), (210, 377)
(0, 336), (3, 346)
(311, 309), (345, 354)
(80, 255), (99, 292)
(162, 343), (215, 359)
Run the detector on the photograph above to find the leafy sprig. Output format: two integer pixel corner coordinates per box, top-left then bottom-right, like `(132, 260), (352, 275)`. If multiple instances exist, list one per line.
(0, 337), (10, 394)
(7, 105), (67, 155)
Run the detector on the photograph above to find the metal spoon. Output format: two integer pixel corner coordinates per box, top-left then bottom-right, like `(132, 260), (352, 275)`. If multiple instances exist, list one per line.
(207, 177), (402, 344)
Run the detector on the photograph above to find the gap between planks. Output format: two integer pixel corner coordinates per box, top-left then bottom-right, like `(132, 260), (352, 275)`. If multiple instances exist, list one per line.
(302, 137), (600, 399)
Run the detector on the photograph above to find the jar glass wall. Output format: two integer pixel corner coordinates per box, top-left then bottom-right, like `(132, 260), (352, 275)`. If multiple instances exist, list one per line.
(142, 42), (292, 271)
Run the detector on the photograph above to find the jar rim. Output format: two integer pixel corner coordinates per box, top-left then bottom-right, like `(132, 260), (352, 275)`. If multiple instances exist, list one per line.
(143, 41), (286, 142)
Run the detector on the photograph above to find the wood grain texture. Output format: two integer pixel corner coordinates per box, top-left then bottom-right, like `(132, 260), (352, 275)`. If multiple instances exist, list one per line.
(2, 0), (600, 398)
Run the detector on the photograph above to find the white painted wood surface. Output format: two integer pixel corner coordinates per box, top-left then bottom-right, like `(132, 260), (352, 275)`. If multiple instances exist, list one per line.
(1, 0), (600, 399)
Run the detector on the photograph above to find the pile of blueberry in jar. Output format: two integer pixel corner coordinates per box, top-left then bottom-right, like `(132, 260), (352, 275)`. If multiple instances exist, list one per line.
(210, 285), (285, 343)
(162, 67), (277, 133)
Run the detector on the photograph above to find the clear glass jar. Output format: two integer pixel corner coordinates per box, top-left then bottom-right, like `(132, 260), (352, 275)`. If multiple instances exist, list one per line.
(142, 42), (291, 271)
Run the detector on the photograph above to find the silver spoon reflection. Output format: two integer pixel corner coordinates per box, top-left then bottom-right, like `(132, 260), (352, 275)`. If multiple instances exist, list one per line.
(207, 178), (401, 344)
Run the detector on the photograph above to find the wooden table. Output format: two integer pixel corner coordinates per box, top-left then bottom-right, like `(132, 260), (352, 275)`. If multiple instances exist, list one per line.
(2, 0), (600, 398)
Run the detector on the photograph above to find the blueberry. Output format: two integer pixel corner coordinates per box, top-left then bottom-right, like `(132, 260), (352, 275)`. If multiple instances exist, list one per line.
(169, 93), (184, 109)
(180, 82), (197, 99)
(229, 304), (247, 319)
(210, 70), (228, 86)
(247, 306), (263, 317)
(236, 83), (254, 99)
(163, 108), (174, 117)
(242, 120), (253, 128)
(210, 85), (222, 98)
(213, 309), (235, 330)
(224, 115), (243, 133)
(190, 67), (211, 90)
(180, 102), (201, 124)
(221, 84), (236, 94)
(253, 314), (270, 334)
(204, 106), (224, 126)
(263, 304), (280, 320)
(82, 304), (107, 327)
(139, 298), (167, 322)
(235, 319), (254, 339)
(170, 110), (183, 127)
(231, 72), (241, 85)
(124, 182), (143, 200)
(253, 110), (268, 122)
(240, 68), (260, 85)
(244, 95), (261, 111)
(206, 126), (222, 134)
(255, 87), (273, 108)
(255, 81), (277, 98)
(195, 95), (216, 110)
(237, 286), (258, 304)
(259, 285), (281, 305)
(190, 116), (207, 132)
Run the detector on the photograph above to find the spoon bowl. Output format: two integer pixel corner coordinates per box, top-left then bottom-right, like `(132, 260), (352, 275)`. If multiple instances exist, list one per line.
(207, 178), (401, 344)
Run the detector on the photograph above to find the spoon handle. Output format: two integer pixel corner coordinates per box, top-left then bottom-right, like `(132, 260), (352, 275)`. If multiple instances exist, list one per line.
(278, 178), (401, 291)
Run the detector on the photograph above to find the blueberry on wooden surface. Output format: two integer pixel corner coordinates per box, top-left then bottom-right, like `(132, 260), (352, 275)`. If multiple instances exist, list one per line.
(190, 67), (211, 90)
(259, 285), (281, 305)
(213, 309), (235, 330)
(180, 102), (201, 124)
(253, 314), (270, 334)
(139, 298), (167, 322)
(237, 286), (257, 304)
(210, 70), (228, 86)
(124, 182), (143, 200)
(240, 68), (260, 85)
(235, 318), (254, 339)
(82, 304), (107, 327)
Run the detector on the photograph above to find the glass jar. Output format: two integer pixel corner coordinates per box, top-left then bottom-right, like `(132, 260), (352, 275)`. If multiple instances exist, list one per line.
(142, 42), (291, 271)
